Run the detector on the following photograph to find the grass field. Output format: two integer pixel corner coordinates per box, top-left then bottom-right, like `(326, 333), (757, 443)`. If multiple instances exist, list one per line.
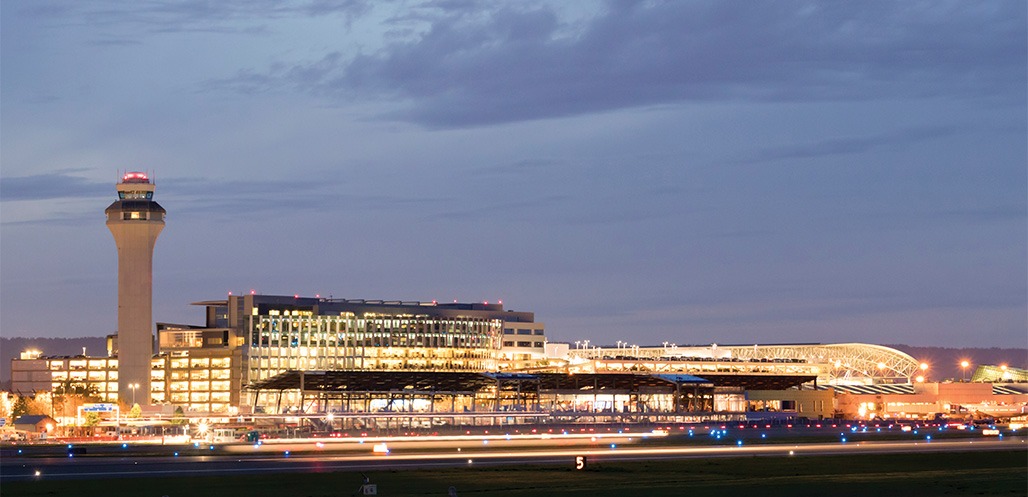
(4, 449), (1026, 497)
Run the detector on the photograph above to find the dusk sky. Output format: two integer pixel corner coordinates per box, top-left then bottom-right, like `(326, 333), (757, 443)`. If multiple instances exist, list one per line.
(1, 1), (1025, 348)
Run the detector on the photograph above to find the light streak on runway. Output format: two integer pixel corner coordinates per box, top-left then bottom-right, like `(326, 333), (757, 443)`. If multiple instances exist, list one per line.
(2, 437), (1023, 482)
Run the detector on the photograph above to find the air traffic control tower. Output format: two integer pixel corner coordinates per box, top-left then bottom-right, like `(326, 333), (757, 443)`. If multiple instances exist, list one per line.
(106, 172), (165, 405)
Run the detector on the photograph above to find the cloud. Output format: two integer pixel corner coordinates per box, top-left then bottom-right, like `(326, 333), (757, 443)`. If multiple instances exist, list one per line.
(434, 194), (570, 221)
(208, 1), (1026, 127)
(15, 0), (371, 36)
(0, 171), (108, 202)
(744, 125), (962, 164)
(470, 158), (563, 177)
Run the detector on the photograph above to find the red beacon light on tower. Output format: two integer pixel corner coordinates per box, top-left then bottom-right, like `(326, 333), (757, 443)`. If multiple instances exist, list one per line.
(122, 171), (150, 183)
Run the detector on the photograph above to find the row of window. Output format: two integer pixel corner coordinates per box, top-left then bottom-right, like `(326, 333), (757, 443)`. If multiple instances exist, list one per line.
(502, 341), (545, 348)
(503, 329), (545, 335)
(168, 380), (232, 392)
(168, 392), (231, 403)
(117, 191), (153, 200)
(163, 369), (232, 380)
(166, 357), (232, 369)
(257, 316), (501, 333)
(52, 371), (117, 381)
(251, 333), (497, 349)
(50, 360), (117, 370)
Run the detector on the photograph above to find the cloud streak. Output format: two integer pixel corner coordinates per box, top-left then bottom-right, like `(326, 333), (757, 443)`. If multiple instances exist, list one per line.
(0, 171), (108, 202)
(744, 125), (962, 164)
(17, 0), (371, 33)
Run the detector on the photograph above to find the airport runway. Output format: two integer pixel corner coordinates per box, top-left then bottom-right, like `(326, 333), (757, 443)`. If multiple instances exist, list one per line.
(2, 436), (1024, 482)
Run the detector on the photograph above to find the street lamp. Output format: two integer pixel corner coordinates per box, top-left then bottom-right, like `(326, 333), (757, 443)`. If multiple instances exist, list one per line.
(129, 383), (140, 406)
(960, 360), (970, 382)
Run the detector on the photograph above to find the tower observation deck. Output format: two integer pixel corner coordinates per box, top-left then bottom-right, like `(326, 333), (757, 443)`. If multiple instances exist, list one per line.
(106, 171), (165, 405)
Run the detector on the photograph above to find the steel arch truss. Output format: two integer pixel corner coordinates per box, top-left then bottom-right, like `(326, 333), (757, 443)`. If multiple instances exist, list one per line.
(727, 343), (921, 384)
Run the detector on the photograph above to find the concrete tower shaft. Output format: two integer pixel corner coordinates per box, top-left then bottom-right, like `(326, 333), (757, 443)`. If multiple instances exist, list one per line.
(106, 171), (165, 406)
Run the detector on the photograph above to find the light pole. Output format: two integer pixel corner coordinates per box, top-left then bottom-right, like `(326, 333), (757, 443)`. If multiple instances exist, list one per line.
(129, 383), (139, 406)
(960, 360), (970, 382)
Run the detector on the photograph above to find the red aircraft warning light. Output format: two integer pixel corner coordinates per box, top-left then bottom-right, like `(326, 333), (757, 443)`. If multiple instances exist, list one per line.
(122, 171), (150, 183)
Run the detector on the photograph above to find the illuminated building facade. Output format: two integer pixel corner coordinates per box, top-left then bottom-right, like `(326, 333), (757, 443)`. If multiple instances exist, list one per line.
(11, 294), (545, 414)
(200, 294), (544, 409)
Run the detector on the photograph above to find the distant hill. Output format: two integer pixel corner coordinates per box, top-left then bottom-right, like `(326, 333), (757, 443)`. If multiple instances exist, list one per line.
(885, 345), (1028, 381)
(0, 337), (108, 386)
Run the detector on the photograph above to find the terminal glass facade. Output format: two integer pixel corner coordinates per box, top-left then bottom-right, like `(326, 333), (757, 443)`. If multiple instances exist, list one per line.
(247, 312), (503, 383)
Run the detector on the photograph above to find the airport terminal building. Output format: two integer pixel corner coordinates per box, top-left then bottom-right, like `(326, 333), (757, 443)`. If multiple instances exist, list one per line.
(8, 172), (1027, 425)
(13, 293), (550, 415)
